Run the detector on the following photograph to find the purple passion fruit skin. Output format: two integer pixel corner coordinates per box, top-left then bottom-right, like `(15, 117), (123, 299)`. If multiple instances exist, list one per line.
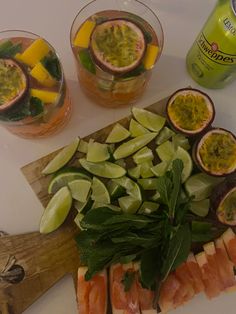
(193, 128), (236, 177)
(211, 177), (236, 226)
(0, 58), (28, 112)
(166, 88), (215, 137)
(89, 19), (146, 75)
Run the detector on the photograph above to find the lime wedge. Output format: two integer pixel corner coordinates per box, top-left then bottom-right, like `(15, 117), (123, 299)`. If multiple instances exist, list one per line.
(138, 178), (159, 190)
(185, 173), (223, 201)
(138, 201), (159, 214)
(108, 180), (126, 200)
(128, 165), (141, 179)
(91, 177), (110, 203)
(156, 126), (175, 145)
(156, 140), (175, 162)
(113, 133), (157, 160)
(74, 197), (94, 214)
(140, 161), (154, 178)
(77, 139), (88, 153)
(131, 107), (166, 133)
(118, 196), (141, 214)
(106, 123), (130, 143)
(79, 158), (126, 178)
(133, 147), (154, 164)
(189, 199), (210, 217)
(68, 179), (91, 202)
(113, 176), (142, 200)
(129, 118), (150, 137)
(87, 140), (110, 162)
(40, 186), (72, 234)
(42, 138), (80, 175)
(74, 212), (85, 230)
(168, 147), (193, 182)
(172, 134), (190, 151)
(48, 168), (91, 194)
(151, 161), (169, 177)
(92, 202), (121, 212)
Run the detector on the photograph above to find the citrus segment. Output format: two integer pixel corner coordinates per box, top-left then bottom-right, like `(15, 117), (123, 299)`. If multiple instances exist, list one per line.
(132, 107), (166, 133)
(91, 177), (110, 204)
(68, 179), (91, 202)
(129, 118), (150, 137)
(86, 141), (110, 162)
(105, 123), (130, 143)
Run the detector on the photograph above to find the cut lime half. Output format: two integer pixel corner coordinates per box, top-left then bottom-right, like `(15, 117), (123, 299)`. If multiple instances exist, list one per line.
(40, 186), (72, 234)
(132, 107), (166, 133)
(42, 137), (80, 175)
(91, 177), (110, 204)
(79, 158), (126, 178)
(68, 179), (91, 202)
(48, 168), (91, 194)
(106, 123), (130, 143)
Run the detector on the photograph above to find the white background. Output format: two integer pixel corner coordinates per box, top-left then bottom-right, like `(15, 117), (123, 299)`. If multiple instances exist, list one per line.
(0, 0), (235, 313)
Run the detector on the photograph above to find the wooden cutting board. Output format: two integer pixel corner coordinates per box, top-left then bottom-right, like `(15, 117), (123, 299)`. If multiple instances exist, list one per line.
(0, 95), (168, 314)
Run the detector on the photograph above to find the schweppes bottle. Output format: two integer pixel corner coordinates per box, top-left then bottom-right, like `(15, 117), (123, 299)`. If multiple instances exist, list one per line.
(186, 0), (236, 88)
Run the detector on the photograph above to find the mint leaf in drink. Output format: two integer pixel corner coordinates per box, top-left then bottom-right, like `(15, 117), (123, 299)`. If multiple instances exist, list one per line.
(0, 40), (22, 58)
(41, 53), (62, 80)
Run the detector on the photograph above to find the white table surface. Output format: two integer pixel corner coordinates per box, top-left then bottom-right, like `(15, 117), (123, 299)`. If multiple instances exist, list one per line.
(0, 0), (236, 313)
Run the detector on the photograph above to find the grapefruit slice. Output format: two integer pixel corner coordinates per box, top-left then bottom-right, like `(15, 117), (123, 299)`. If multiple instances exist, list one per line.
(77, 267), (107, 314)
(174, 263), (195, 305)
(110, 263), (140, 314)
(90, 19), (146, 75)
(222, 228), (236, 265)
(186, 253), (205, 294)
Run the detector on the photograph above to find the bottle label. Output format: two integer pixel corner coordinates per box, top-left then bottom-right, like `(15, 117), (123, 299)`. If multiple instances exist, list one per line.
(197, 32), (236, 65)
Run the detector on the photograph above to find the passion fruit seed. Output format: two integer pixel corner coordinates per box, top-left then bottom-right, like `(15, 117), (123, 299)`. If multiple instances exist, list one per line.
(167, 88), (214, 136)
(0, 58), (28, 111)
(195, 128), (236, 176)
(90, 19), (146, 74)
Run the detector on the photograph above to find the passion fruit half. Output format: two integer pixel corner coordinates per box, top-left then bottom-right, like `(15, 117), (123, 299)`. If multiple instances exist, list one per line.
(0, 58), (28, 112)
(193, 128), (236, 177)
(90, 19), (146, 75)
(166, 88), (215, 136)
(211, 177), (236, 226)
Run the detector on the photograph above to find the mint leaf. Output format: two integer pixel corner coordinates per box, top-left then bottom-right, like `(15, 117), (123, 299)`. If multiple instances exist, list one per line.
(41, 53), (61, 80)
(140, 248), (161, 288)
(0, 40), (22, 58)
(169, 159), (183, 218)
(30, 97), (44, 116)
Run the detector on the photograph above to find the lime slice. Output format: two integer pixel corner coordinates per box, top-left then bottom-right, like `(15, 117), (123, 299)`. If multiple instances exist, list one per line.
(40, 186), (72, 234)
(133, 147), (154, 164)
(185, 173), (223, 201)
(92, 202), (121, 212)
(77, 139), (88, 154)
(74, 212), (85, 230)
(91, 177), (110, 203)
(151, 161), (169, 177)
(168, 147), (193, 182)
(42, 138), (80, 175)
(140, 161), (154, 178)
(138, 178), (159, 190)
(189, 199), (210, 217)
(128, 165), (141, 179)
(156, 140), (175, 162)
(68, 179), (91, 202)
(118, 196), (142, 214)
(87, 140), (110, 162)
(74, 198), (94, 214)
(172, 134), (190, 151)
(129, 118), (150, 137)
(48, 168), (91, 194)
(79, 158), (126, 178)
(131, 107), (166, 133)
(113, 176), (142, 200)
(138, 201), (159, 214)
(156, 127), (175, 145)
(113, 133), (157, 160)
(106, 123), (130, 143)
(108, 180), (126, 200)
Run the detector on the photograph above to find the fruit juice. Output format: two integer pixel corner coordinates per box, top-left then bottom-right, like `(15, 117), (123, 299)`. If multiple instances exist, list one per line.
(71, 10), (162, 107)
(0, 31), (71, 138)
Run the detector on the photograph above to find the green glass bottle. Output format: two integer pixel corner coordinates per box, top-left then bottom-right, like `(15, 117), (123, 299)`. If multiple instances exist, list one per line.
(186, 0), (236, 89)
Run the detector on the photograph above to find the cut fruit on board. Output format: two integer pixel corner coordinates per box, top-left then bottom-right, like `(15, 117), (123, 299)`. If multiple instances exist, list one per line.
(91, 176), (111, 204)
(132, 107), (166, 133)
(68, 179), (91, 202)
(105, 123), (130, 143)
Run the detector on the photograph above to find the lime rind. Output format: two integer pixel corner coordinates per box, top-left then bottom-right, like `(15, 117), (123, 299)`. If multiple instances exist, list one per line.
(132, 107), (166, 133)
(40, 186), (72, 234)
(129, 118), (150, 137)
(113, 132), (157, 160)
(168, 147), (193, 182)
(92, 202), (121, 212)
(79, 158), (126, 178)
(91, 177), (110, 204)
(68, 179), (91, 202)
(42, 137), (80, 175)
(105, 123), (130, 143)
(86, 141), (110, 162)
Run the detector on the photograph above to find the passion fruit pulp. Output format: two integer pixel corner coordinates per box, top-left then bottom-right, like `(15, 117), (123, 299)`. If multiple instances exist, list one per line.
(211, 177), (236, 226)
(90, 19), (146, 75)
(0, 58), (28, 111)
(193, 128), (236, 177)
(166, 88), (215, 136)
